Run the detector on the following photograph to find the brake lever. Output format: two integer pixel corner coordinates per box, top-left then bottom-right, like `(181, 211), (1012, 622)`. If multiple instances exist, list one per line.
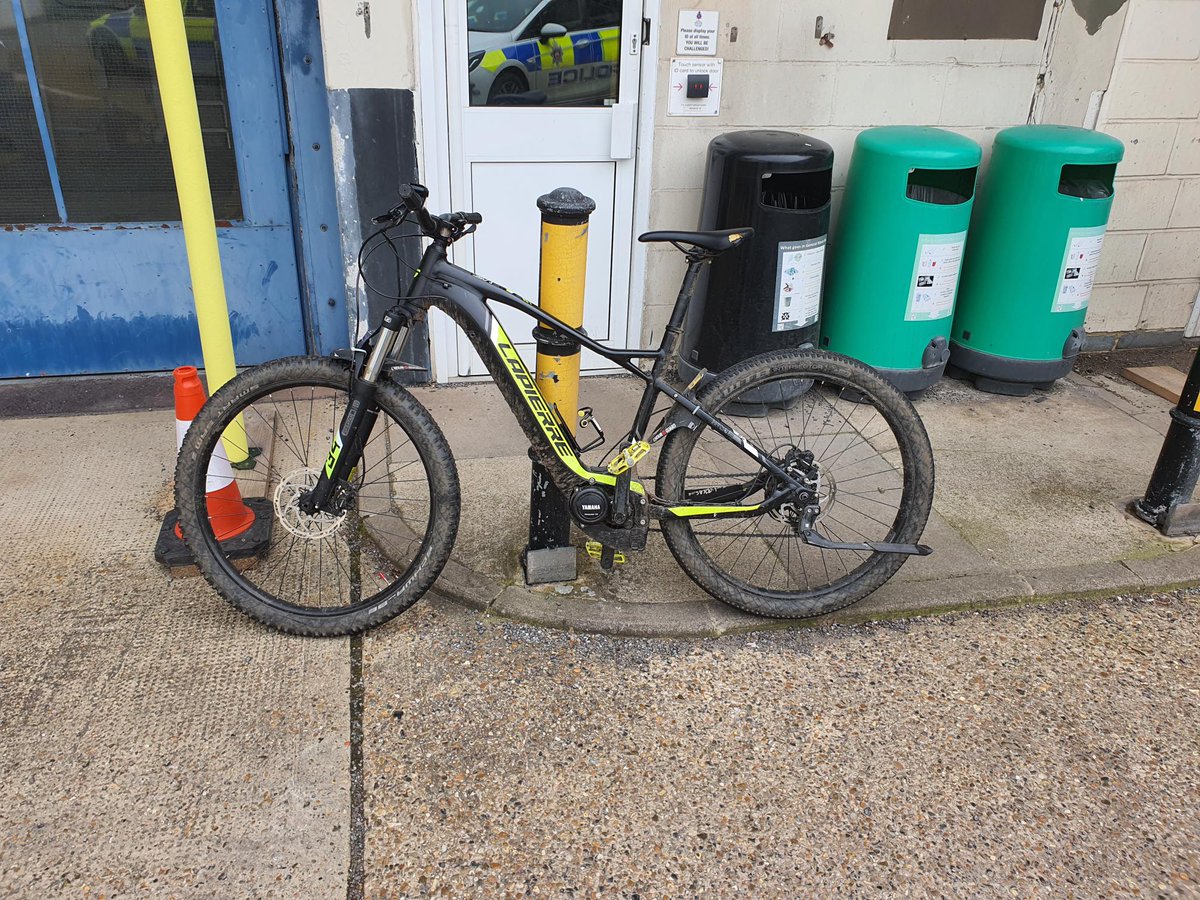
(371, 205), (405, 226)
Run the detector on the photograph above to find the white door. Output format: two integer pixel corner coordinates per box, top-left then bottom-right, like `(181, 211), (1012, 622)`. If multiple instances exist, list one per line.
(441, 0), (644, 376)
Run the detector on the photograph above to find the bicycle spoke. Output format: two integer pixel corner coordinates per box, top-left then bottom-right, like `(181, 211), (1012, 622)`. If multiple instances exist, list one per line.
(665, 362), (929, 607)
(189, 372), (439, 618)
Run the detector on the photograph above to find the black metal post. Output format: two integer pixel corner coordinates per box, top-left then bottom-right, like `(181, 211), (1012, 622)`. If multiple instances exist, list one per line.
(528, 453), (572, 550)
(1133, 348), (1200, 536)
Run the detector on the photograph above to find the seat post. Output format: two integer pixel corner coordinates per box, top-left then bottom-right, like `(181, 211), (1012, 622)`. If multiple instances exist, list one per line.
(632, 255), (709, 437)
(662, 255), (708, 347)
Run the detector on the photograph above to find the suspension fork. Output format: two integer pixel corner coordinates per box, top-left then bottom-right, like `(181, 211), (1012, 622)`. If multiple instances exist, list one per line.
(302, 307), (412, 513)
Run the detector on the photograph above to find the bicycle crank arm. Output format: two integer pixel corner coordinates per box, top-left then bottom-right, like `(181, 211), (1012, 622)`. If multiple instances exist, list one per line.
(800, 528), (932, 556)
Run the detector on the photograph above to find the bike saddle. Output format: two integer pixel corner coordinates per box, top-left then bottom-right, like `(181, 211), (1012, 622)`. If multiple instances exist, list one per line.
(638, 228), (754, 254)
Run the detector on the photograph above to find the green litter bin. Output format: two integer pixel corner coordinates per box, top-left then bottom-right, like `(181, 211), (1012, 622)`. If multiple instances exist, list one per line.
(948, 125), (1124, 396)
(821, 127), (982, 395)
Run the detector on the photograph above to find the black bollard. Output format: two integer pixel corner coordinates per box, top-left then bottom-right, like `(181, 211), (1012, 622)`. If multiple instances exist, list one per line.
(1133, 348), (1200, 536)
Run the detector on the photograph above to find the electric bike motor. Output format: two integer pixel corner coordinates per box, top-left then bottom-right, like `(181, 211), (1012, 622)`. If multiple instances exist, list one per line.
(570, 486), (610, 524)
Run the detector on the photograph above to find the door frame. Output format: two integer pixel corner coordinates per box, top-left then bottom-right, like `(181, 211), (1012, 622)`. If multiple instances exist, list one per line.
(271, 0), (349, 355)
(415, 0), (660, 382)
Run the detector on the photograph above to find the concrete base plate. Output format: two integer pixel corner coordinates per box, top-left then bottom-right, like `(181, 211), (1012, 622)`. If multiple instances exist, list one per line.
(524, 546), (578, 584)
(413, 371), (1200, 637)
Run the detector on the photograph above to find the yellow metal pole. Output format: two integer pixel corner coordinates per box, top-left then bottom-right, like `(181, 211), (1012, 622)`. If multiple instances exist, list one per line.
(524, 188), (595, 585)
(145, 0), (248, 463)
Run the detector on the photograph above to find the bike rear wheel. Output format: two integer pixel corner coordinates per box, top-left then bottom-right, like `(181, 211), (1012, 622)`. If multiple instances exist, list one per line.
(175, 357), (460, 636)
(657, 350), (934, 618)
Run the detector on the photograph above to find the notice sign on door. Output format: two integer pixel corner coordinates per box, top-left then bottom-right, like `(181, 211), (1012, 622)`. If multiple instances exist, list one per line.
(1053, 225), (1106, 313)
(773, 236), (825, 332)
(677, 10), (719, 55)
(905, 231), (967, 322)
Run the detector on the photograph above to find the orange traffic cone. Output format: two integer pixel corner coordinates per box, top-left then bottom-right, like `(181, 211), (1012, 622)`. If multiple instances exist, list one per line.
(172, 366), (256, 542)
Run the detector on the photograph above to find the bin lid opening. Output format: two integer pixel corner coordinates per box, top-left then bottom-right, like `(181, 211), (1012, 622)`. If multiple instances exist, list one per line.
(760, 171), (831, 211)
(906, 167), (977, 205)
(1058, 163), (1115, 199)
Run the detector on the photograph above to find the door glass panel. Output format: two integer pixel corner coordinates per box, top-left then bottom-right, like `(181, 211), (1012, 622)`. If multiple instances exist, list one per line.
(0, 5), (59, 224)
(19, 0), (242, 223)
(466, 0), (621, 107)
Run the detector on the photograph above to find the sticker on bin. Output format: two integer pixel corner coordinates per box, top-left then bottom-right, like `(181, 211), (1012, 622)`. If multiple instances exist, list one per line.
(905, 231), (966, 322)
(1053, 225), (1106, 313)
(773, 236), (825, 332)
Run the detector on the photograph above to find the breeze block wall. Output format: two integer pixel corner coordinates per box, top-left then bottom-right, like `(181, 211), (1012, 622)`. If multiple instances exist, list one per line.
(639, 0), (1179, 349)
(641, 0), (1055, 346)
(1087, 0), (1200, 344)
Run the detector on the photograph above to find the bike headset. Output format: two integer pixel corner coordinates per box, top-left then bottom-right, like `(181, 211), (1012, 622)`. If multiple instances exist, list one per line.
(350, 184), (483, 358)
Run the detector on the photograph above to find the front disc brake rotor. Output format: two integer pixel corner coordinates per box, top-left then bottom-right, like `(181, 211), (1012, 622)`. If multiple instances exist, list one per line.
(274, 467), (347, 539)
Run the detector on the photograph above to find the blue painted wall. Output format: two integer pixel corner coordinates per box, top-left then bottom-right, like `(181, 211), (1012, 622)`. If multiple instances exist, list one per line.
(0, 0), (344, 377)
(0, 225), (304, 375)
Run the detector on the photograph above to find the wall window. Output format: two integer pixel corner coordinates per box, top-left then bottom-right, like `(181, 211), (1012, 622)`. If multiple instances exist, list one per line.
(0, 0), (242, 225)
(888, 0), (1047, 40)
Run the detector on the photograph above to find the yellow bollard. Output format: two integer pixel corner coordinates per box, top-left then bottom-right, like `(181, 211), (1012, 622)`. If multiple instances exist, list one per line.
(145, 0), (248, 463)
(534, 190), (595, 434)
(524, 188), (595, 585)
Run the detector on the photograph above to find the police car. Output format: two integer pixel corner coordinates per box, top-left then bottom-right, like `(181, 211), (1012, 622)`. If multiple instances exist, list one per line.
(467, 0), (621, 106)
(88, 0), (219, 84)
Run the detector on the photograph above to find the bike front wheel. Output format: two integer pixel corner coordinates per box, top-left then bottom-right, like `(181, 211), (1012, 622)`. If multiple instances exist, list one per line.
(657, 350), (934, 619)
(175, 357), (460, 636)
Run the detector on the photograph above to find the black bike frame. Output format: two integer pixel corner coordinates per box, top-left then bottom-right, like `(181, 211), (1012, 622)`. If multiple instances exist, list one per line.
(384, 238), (805, 518)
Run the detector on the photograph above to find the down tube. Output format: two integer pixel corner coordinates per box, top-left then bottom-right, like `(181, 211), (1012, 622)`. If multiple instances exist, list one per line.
(434, 292), (590, 484)
(485, 319), (590, 478)
(422, 287), (645, 493)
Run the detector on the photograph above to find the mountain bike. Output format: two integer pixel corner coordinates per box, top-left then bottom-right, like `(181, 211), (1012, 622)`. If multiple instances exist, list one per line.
(175, 183), (934, 636)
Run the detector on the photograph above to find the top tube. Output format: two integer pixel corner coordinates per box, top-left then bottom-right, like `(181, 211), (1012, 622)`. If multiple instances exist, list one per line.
(421, 250), (660, 369)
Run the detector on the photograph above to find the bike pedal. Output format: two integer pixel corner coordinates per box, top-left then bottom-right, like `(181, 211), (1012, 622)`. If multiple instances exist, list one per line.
(607, 440), (651, 475)
(584, 540), (626, 566)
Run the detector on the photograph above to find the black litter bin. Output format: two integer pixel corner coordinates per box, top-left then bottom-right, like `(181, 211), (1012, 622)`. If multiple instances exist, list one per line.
(680, 131), (834, 392)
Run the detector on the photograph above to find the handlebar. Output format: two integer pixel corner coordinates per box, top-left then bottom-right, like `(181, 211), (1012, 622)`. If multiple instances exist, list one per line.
(396, 183), (438, 234)
(373, 183), (481, 241)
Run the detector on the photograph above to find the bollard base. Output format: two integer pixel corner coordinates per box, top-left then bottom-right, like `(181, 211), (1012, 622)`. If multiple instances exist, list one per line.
(524, 546), (578, 585)
(1162, 502), (1200, 537)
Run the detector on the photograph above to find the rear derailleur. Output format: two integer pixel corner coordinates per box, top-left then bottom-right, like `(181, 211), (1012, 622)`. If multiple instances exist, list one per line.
(770, 445), (932, 558)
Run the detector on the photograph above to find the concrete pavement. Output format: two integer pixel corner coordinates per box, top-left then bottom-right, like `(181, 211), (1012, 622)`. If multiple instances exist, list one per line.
(1, 344), (1199, 896)
(0, 411), (350, 898)
(409, 349), (1200, 637)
